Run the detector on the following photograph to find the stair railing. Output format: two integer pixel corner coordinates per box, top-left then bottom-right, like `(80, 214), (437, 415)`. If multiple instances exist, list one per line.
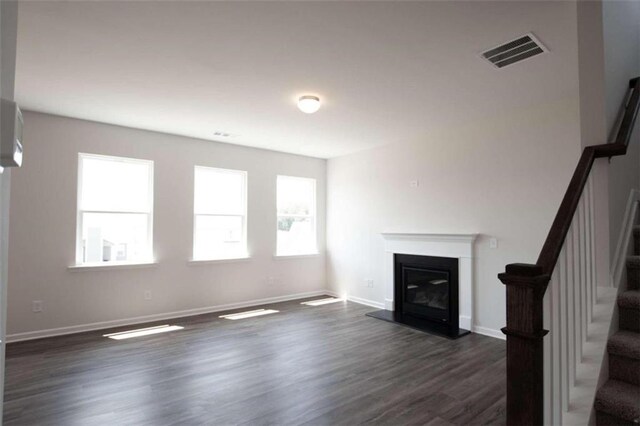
(499, 76), (640, 426)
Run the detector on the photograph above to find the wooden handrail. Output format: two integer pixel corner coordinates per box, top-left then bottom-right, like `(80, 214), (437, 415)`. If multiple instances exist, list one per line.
(499, 76), (640, 426)
(537, 77), (640, 276)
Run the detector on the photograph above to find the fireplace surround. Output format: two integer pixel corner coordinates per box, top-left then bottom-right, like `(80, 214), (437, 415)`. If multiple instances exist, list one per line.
(366, 233), (476, 338)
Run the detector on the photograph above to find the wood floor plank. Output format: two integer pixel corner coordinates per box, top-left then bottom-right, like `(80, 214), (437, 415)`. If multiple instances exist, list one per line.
(4, 298), (506, 425)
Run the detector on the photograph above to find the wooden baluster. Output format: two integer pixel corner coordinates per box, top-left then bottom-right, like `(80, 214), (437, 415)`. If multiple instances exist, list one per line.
(584, 191), (592, 324)
(543, 285), (552, 425)
(588, 175), (597, 304)
(566, 224), (576, 388)
(551, 268), (562, 424)
(573, 211), (583, 367)
(580, 194), (588, 343)
(559, 245), (570, 413)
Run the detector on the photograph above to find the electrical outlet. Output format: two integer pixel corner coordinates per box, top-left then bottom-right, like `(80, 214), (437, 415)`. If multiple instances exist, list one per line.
(32, 300), (43, 313)
(410, 180), (419, 188)
(364, 279), (374, 288)
(368, 280), (374, 288)
(268, 277), (276, 286)
(144, 290), (152, 301)
(489, 238), (498, 249)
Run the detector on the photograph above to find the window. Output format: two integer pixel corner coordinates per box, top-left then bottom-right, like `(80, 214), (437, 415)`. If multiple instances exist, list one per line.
(276, 175), (317, 256)
(76, 154), (154, 265)
(193, 166), (247, 260)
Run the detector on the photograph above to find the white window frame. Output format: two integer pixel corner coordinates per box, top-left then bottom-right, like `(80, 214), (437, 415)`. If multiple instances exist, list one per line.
(276, 175), (317, 256)
(192, 166), (248, 261)
(76, 153), (154, 266)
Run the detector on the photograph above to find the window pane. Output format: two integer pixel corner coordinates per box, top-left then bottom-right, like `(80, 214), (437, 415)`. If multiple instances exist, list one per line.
(194, 215), (245, 260)
(195, 167), (245, 215)
(82, 212), (150, 263)
(277, 176), (315, 215)
(80, 156), (152, 213)
(277, 216), (316, 256)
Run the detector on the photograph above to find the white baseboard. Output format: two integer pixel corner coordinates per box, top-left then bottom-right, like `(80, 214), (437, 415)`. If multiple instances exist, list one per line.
(340, 293), (504, 340)
(472, 325), (506, 340)
(346, 295), (385, 310)
(6, 290), (330, 343)
(460, 315), (471, 331)
(611, 189), (640, 287)
(324, 290), (341, 298)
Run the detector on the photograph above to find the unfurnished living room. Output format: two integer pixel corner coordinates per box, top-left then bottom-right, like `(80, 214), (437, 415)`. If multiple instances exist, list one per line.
(0, 1), (639, 425)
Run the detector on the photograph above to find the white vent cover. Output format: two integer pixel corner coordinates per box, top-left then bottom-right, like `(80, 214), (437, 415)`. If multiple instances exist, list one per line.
(481, 33), (547, 69)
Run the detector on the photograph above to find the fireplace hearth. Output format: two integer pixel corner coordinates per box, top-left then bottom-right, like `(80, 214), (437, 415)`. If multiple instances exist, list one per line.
(367, 253), (470, 338)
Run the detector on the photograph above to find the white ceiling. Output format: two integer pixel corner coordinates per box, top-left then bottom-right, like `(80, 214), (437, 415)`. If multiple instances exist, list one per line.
(15, 1), (578, 159)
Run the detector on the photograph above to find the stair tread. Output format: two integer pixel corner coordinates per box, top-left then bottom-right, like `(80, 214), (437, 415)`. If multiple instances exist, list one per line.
(595, 379), (640, 423)
(609, 331), (640, 359)
(619, 290), (640, 310)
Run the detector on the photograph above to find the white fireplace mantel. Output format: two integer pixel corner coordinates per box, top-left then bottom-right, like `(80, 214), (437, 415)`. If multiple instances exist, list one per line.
(381, 232), (477, 331)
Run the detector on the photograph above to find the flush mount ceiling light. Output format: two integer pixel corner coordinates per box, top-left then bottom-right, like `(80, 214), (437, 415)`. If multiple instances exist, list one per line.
(297, 95), (321, 114)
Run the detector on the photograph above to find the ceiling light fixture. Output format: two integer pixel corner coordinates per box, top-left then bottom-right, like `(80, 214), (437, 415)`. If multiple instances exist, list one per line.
(297, 95), (321, 114)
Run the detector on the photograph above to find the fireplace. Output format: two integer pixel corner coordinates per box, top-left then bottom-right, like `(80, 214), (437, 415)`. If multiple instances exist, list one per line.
(365, 232), (474, 339)
(394, 254), (459, 336)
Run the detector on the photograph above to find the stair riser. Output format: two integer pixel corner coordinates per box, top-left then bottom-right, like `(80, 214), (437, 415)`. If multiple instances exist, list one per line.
(619, 308), (640, 332)
(596, 410), (637, 426)
(609, 354), (640, 386)
(627, 265), (639, 290)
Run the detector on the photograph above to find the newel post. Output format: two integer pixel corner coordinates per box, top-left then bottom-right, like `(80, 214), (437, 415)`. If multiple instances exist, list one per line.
(498, 263), (550, 426)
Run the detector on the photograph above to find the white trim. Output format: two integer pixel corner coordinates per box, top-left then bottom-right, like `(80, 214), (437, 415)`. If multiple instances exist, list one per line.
(6, 290), (329, 342)
(472, 325), (506, 340)
(346, 295), (385, 310)
(273, 253), (321, 260)
(381, 232), (477, 244)
(324, 290), (341, 298)
(276, 175), (317, 258)
(192, 166), (248, 262)
(381, 232), (477, 329)
(346, 292), (503, 340)
(188, 256), (251, 265)
(611, 189), (639, 287)
(68, 261), (158, 271)
(76, 153), (155, 265)
(459, 315), (471, 331)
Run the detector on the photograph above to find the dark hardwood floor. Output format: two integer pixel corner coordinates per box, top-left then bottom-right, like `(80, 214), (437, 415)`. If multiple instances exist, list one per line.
(3, 298), (506, 425)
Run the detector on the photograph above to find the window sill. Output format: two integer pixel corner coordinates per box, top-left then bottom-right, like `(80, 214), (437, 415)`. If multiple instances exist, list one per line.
(188, 257), (251, 266)
(273, 253), (321, 260)
(68, 261), (158, 271)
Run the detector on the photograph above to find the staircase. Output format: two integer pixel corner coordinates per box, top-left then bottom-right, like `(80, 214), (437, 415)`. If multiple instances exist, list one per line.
(499, 76), (640, 425)
(595, 225), (640, 425)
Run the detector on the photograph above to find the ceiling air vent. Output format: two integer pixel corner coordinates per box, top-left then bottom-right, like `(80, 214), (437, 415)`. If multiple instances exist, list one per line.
(481, 33), (547, 69)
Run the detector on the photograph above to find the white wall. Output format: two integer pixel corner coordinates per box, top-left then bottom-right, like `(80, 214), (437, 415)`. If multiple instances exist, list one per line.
(603, 0), (640, 260)
(576, 0), (611, 287)
(325, 2), (585, 336)
(1, 0), (19, 418)
(7, 111), (327, 338)
(326, 95), (582, 335)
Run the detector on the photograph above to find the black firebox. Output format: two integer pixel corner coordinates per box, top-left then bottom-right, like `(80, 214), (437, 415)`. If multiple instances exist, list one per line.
(394, 254), (459, 335)
(366, 253), (469, 338)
